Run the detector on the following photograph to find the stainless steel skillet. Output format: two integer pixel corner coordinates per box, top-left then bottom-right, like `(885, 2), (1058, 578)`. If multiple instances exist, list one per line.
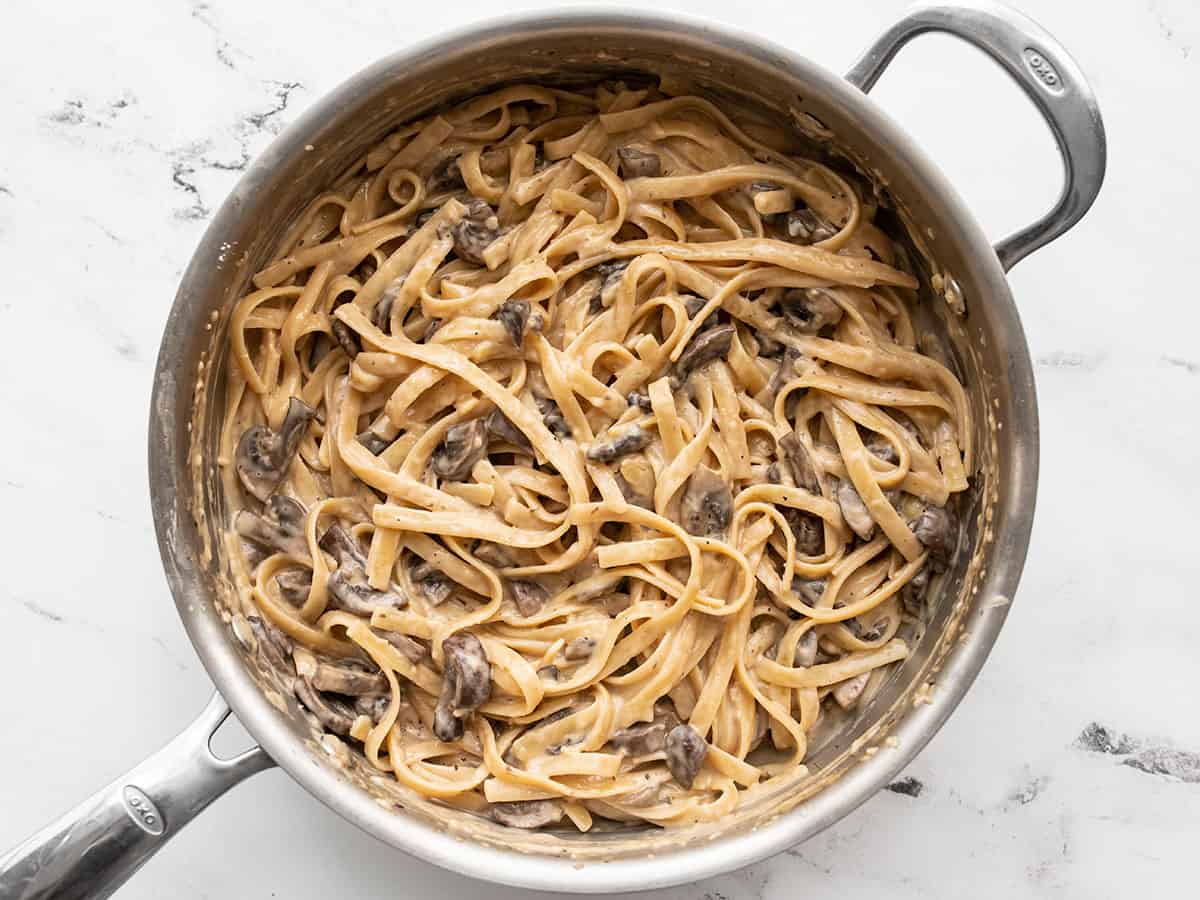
(0, 3), (1104, 896)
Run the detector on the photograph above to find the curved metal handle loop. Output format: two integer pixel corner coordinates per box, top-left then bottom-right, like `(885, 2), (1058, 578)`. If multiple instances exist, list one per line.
(845, 0), (1106, 271)
(0, 694), (273, 900)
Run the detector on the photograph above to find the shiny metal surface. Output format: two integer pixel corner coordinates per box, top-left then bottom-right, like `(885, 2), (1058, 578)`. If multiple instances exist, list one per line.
(0, 3), (1105, 895)
(0, 696), (271, 899)
(845, 2), (1106, 271)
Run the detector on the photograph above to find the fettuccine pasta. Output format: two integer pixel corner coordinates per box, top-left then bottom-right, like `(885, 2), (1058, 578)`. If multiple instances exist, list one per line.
(221, 80), (969, 832)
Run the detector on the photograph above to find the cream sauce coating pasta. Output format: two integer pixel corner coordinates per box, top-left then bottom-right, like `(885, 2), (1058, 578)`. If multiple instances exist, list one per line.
(220, 79), (971, 831)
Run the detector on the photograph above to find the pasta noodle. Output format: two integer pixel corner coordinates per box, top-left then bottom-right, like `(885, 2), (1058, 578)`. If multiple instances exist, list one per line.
(221, 80), (970, 832)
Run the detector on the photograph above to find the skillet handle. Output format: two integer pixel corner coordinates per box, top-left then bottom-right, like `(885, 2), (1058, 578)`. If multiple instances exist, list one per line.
(845, 0), (1106, 271)
(0, 694), (273, 900)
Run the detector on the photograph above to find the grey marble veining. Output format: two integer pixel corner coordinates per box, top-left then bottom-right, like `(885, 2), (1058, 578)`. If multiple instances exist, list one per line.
(1, 1), (1196, 897)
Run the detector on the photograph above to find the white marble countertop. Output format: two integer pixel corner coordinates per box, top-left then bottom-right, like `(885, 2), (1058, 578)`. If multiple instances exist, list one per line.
(1, 0), (1196, 897)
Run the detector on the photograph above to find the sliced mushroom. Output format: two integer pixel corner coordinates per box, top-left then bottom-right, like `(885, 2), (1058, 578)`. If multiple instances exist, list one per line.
(234, 494), (308, 558)
(912, 505), (957, 566)
(490, 799), (564, 829)
(276, 568), (312, 606)
(626, 390), (653, 412)
(421, 317), (442, 342)
(433, 632), (491, 742)
(311, 660), (387, 696)
(785, 206), (837, 244)
(586, 425), (651, 463)
(608, 703), (680, 755)
(664, 724), (708, 789)
(509, 580), (549, 617)
(431, 418), (488, 481)
(538, 664), (561, 681)
(900, 565), (931, 617)
(594, 259), (630, 298)
(330, 307), (360, 360)
(792, 577), (827, 606)
(248, 614), (294, 674)
(473, 541), (515, 568)
(372, 278), (401, 333)
(765, 347), (802, 401)
(410, 560), (453, 605)
(493, 299), (531, 347)
(355, 694), (390, 722)
(318, 525), (406, 615)
(294, 676), (355, 735)
(357, 430), (390, 455)
(780, 288), (843, 334)
(755, 331), (785, 357)
(672, 324), (734, 382)
(783, 508), (824, 556)
(535, 396), (569, 438)
(682, 294), (707, 318)
(778, 432), (819, 493)
(832, 672), (870, 710)
(235, 397), (316, 501)
(375, 628), (430, 664)
(452, 198), (500, 265)
(563, 636), (596, 660)
(617, 146), (661, 179)
(866, 433), (899, 464)
(486, 408), (531, 452)
(848, 614), (891, 643)
(428, 154), (464, 193)
(793, 629), (818, 667)
(836, 480), (876, 541)
(680, 465), (732, 537)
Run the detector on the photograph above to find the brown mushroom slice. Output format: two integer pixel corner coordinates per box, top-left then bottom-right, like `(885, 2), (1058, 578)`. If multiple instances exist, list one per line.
(535, 395), (570, 438)
(276, 568), (312, 606)
(832, 672), (870, 710)
(792, 577), (827, 606)
(432, 632), (492, 742)
(778, 432), (819, 493)
(672, 324), (734, 382)
(793, 629), (818, 668)
(900, 565), (931, 617)
(355, 694), (390, 722)
(682, 293), (707, 318)
(452, 198), (500, 265)
(664, 724), (708, 789)
(428, 154), (464, 193)
(783, 507), (824, 557)
(492, 299), (531, 347)
(235, 397), (316, 501)
(755, 331), (785, 357)
(294, 676), (355, 735)
(510, 579), (549, 617)
(912, 505), (957, 566)
(374, 628), (430, 664)
(786, 207), (838, 244)
(357, 430), (390, 455)
(473, 541), (515, 568)
(234, 494), (309, 558)
(311, 660), (387, 696)
(490, 799), (564, 829)
(318, 525), (406, 616)
(586, 425), (651, 463)
(330, 307), (361, 360)
(563, 636), (596, 660)
(780, 288), (844, 334)
(625, 390), (653, 412)
(617, 146), (661, 179)
(410, 560), (453, 605)
(866, 432), (899, 464)
(486, 408), (532, 452)
(594, 259), (630, 302)
(607, 703), (679, 755)
(247, 614), (294, 674)
(431, 418), (488, 481)
(836, 480), (876, 541)
(680, 465), (733, 537)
